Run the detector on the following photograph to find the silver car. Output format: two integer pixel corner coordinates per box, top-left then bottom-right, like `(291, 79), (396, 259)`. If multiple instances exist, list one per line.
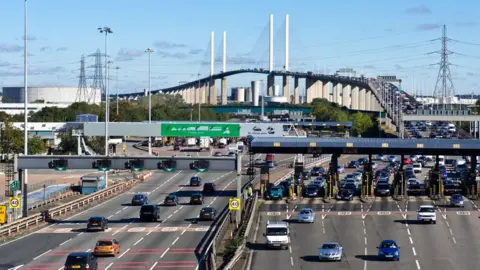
(297, 208), (315, 223)
(318, 242), (343, 261)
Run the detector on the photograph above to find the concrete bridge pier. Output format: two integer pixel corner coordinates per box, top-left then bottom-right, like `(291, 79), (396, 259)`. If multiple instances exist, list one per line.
(209, 78), (217, 104)
(314, 80), (322, 100)
(333, 83), (342, 105)
(283, 75), (291, 101)
(267, 74), (275, 96)
(365, 91), (372, 111)
(221, 77), (228, 105)
(351, 86), (359, 110)
(322, 82), (330, 101)
(200, 83), (207, 104)
(305, 77), (314, 103)
(294, 77), (300, 104)
(359, 88), (366, 110)
(342, 85), (351, 109)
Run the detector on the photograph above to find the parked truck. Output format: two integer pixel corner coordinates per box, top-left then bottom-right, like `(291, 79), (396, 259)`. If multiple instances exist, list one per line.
(186, 138), (197, 147)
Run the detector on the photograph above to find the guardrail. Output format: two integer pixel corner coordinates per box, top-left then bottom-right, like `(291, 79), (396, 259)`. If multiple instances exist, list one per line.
(0, 179), (137, 237)
(27, 187), (78, 212)
(198, 154), (331, 269)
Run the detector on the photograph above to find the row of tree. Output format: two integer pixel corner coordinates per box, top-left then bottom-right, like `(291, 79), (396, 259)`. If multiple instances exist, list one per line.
(311, 98), (380, 137)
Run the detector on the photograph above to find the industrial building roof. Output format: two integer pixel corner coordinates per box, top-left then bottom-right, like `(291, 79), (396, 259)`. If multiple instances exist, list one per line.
(249, 137), (479, 156)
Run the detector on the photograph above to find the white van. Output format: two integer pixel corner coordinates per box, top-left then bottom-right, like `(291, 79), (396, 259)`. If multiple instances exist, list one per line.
(264, 221), (290, 249)
(437, 156), (445, 166)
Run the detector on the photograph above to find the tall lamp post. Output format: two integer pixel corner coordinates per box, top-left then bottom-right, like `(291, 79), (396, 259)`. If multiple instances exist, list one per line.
(22, 0), (29, 218)
(145, 48), (154, 155)
(98, 27), (112, 189)
(115, 66), (120, 115)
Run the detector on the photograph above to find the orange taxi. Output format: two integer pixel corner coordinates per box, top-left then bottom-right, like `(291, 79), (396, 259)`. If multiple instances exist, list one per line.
(93, 238), (120, 256)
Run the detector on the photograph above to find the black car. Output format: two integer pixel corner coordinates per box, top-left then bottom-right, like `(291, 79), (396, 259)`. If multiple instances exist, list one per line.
(139, 204), (161, 221)
(87, 216), (108, 232)
(131, 194), (148, 205)
(64, 252), (98, 270)
(304, 185), (320, 198)
(173, 144), (180, 151)
(199, 207), (217, 221)
(338, 189), (354, 200)
(164, 194), (178, 206)
(190, 192), (204, 205)
(190, 176), (202, 186)
(310, 166), (325, 176)
(347, 160), (360, 168)
(375, 184), (391, 196)
(202, 182), (217, 193)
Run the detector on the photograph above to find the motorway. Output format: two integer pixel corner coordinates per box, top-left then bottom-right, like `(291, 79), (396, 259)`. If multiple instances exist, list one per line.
(0, 171), (247, 270)
(250, 155), (480, 270)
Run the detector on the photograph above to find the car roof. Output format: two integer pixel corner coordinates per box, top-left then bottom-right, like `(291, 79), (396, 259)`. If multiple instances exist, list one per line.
(380, 240), (397, 244)
(97, 238), (114, 242)
(67, 252), (90, 257)
(166, 194), (177, 197)
(205, 182), (214, 184)
(300, 208), (313, 211)
(191, 192), (203, 196)
(142, 204), (157, 207)
(322, 241), (339, 245)
(202, 207), (214, 210)
(89, 216), (104, 219)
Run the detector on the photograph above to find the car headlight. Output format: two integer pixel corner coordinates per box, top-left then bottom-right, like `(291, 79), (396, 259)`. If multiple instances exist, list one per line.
(394, 251), (399, 255)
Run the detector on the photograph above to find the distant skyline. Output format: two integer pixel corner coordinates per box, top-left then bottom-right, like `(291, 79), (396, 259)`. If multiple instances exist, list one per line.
(1, 0), (480, 95)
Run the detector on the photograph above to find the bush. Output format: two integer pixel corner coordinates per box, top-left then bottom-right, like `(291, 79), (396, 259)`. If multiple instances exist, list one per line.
(223, 237), (243, 259)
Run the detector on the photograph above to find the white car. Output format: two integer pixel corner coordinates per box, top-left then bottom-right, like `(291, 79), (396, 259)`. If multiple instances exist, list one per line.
(417, 205), (436, 224)
(318, 242), (343, 261)
(412, 163), (422, 173)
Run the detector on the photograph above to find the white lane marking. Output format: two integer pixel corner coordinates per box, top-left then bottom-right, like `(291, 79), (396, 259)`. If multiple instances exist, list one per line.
(146, 230), (153, 236)
(288, 246), (292, 253)
(290, 257), (294, 266)
(78, 232), (84, 236)
(449, 229), (453, 235)
(57, 267), (64, 270)
(134, 237), (144, 246)
(445, 221), (450, 227)
(123, 206), (128, 210)
(60, 238), (72, 246)
(172, 236), (180, 246)
(416, 259), (421, 269)
(118, 248), (130, 258)
(85, 249), (91, 252)
(33, 249), (52, 260)
(412, 247), (417, 256)
(149, 262), (158, 270)
(364, 261), (367, 270)
(104, 262), (114, 270)
(8, 265), (24, 270)
(160, 247), (170, 258)
(364, 237), (367, 245)
(407, 229), (411, 235)
(409, 237), (413, 244)
(107, 215), (114, 219)
(452, 237), (457, 244)
(363, 228), (366, 235)
(115, 210), (121, 214)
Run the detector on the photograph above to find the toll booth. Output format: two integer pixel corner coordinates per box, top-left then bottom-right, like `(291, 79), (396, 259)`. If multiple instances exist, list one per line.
(80, 174), (106, 195)
(427, 167), (442, 197)
(393, 169), (405, 196)
(362, 162), (374, 196)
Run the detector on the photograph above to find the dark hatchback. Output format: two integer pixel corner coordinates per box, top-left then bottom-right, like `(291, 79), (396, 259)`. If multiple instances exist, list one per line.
(190, 176), (202, 186)
(338, 189), (354, 200)
(202, 182), (217, 193)
(87, 216), (108, 232)
(190, 192), (204, 205)
(199, 207), (217, 221)
(131, 194), (148, 205)
(64, 252), (98, 270)
(139, 204), (160, 221)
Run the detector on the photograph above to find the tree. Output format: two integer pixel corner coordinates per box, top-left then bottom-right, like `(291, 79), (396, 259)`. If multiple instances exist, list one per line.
(351, 112), (374, 136)
(57, 129), (78, 154)
(0, 121), (47, 155)
(27, 136), (48, 155)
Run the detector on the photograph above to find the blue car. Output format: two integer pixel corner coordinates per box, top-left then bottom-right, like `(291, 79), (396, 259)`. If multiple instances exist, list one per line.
(377, 240), (400, 261)
(131, 194), (148, 205)
(450, 194), (464, 207)
(190, 176), (202, 186)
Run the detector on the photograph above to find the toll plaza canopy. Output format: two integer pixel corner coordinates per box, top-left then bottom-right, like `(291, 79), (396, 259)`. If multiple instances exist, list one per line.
(292, 121), (352, 128)
(249, 137), (480, 156)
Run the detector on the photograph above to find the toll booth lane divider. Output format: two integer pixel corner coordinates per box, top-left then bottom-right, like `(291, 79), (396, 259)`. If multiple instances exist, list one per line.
(0, 179), (138, 238)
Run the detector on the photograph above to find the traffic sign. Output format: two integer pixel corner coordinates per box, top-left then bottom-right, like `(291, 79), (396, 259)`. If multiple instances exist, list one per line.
(9, 197), (21, 209)
(9, 180), (20, 192)
(0, 205), (6, 224)
(229, 198), (241, 211)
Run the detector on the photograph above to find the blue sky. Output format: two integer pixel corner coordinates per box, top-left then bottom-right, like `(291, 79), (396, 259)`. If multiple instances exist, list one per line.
(1, 0), (480, 96)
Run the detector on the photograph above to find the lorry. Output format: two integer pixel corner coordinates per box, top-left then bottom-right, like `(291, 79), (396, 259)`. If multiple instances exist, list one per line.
(186, 138), (197, 147)
(263, 221), (290, 249)
(199, 137), (211, 151)
(218, 138), (227, 148)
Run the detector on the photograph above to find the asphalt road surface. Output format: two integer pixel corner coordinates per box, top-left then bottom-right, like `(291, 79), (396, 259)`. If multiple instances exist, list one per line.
(0, 171), (248, 270)
(250, 156), (480, 270)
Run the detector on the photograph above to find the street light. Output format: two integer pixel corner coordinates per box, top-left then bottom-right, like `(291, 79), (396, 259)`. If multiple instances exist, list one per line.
(98, 27), (113, 156)
(22, 0), (29, 218)
(115, 66), (120, 115)
(145, 48), (154, 155)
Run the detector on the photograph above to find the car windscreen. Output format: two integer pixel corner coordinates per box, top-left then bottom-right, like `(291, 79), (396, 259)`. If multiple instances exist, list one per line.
(300, 210), (312, 215)
(419, 207), (435, 213)
(166, 196), (175, 200)
(96, 241), (113, 246)
(341, 190), (352, 195)
(141, 205), (154, 211)
(380, 242), (397, 248)
(88, 217), (102, 222)
(66, 255), (87, 265)
(191, 194), (201, 198)
(202, 208), (213, 213)
(266, 227), (287, 235)
(321, 244), (337, 249)
(452, 194), (462, 199)
(133, 195), (143, 199)
(376, 184), (389, 189)
(344, 184), (356, 189)
(445, 159), (455, 165)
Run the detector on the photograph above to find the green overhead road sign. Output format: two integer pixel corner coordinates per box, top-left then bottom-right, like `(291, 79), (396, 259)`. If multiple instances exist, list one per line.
(9, 180), (20, 192)
(161, 123), (240, 137)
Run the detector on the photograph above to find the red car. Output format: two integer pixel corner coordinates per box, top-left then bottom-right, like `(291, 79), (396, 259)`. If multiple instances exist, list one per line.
(403, 158), (411, 165)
